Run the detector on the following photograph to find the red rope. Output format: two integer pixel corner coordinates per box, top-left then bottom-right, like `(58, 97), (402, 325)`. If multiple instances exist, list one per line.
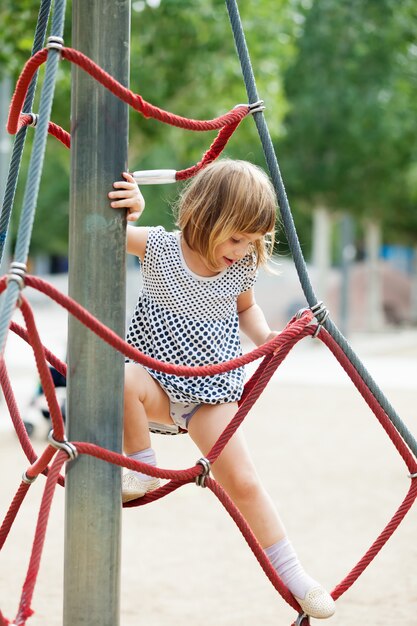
(2, 271), (417, 623)
(7, 47), (248, 180)
(318, 328), (417, 474)
(0, 482), (31, 551)
(3, 275), (308, 377)
(0, 358), (38, 467)
(7, 48), (249, 135)
(10, 321), (67, 378)
(13, 453), (66, 626)
(175, 119), (242, 181)
(6, 50), (48, 134)
(331, 479), (417, 600)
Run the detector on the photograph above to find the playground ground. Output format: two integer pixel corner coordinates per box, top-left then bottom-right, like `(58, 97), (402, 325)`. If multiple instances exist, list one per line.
(0, 269), (417, 625)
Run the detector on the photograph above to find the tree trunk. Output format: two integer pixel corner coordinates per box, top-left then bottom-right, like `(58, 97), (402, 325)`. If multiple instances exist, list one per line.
(364, 218), (384, 331)
(339, 213), (355, 337)
(312, 206), (332, 303)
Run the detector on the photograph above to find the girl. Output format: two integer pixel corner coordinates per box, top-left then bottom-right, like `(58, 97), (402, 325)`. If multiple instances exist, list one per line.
(109, 159), (335, 620)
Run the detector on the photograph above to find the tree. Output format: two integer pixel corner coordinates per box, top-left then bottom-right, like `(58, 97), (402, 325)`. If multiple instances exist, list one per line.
(1, 0), (298, 255)
(280, 0), (417, 327)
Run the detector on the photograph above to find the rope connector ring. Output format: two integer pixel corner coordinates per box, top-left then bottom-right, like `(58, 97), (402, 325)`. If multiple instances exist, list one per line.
(47, 36), (64, 51)
(310, 301), (330, 338)
(295, 612), (310, 625)
(409, 472), (417, 479)
(6, 261), (27, 291)
(48, 429), (78, 461)
(195, 457), (211, 488)
(22, 470), (37, 485)
(27, 113), (39, 127)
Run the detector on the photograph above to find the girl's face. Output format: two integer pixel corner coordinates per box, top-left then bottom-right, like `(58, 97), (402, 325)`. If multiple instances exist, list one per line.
(213, 232), (263, 271)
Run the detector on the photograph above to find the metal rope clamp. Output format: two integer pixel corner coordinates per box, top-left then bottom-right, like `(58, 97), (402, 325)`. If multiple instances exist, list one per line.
(47, 35), (64, 52)
(195, 457), (211, 488)
(6, 261), (27, 291)
(295, 612), (310, 625)
(310, 301), (330, 338)
(48, 429), (78, 461)
(234, 99), (265, 115)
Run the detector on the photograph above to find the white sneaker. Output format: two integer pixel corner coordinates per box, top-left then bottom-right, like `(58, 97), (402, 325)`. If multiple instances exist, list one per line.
(295, 586), (336, 619)
(122, 472), (160, 503)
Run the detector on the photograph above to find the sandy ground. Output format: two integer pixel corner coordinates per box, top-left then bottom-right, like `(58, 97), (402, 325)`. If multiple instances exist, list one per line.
(1, 272), (417, 625)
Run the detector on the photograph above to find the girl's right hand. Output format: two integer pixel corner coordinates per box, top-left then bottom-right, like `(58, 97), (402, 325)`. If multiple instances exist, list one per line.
(109, 172), (145, 222)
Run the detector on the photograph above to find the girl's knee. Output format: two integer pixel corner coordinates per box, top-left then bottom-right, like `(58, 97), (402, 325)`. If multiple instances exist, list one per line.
(124, 363), (146, 398)
(216, 466), (261, 503)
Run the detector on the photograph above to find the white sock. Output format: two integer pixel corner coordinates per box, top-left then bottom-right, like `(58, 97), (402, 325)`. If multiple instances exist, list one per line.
(265, 536), (318, 599)
(127, 447), (157, 482)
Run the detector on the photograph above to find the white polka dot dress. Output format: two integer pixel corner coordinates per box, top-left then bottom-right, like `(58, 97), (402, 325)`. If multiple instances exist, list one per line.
(126, 226), (258, 405)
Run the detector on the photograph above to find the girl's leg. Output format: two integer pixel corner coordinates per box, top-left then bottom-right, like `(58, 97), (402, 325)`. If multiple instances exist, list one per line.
(188, 402), (285, 547)
(188, 403), (335, 619)
(122, 363), (173, 502)
(124, 362), (172, 453)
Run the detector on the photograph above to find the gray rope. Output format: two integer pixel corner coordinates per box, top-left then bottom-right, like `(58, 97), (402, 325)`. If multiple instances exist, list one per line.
(0, 0), (53, 264)
(0, 0), (67, 354)
(225, 0), (417, 459)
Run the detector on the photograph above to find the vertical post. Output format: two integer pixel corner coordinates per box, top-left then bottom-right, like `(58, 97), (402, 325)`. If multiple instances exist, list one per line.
(312, 206), (332, 301)
(339, 213), (355, 336)
(0, 77), (12, 277)
(64, 2), (130, 625)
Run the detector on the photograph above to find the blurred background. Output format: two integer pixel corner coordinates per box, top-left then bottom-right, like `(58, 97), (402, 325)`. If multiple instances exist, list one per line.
(1, 0), (417, 336)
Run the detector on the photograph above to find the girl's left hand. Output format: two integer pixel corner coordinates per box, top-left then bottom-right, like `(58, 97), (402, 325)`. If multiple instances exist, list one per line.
(108, 172), (145, 222)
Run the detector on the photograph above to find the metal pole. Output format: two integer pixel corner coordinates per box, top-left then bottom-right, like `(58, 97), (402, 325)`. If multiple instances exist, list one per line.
(64, 1), (130, 624)
(0, 77), (12, 277)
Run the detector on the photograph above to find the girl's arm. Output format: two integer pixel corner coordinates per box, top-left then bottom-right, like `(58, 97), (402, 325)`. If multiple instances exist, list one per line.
(237, 288), (279, 346)
(109, 172), (148, 260)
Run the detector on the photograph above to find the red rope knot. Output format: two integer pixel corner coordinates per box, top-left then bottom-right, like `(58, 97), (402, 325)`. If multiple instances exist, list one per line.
(6, 262), (27, 291)
(46, 35), (64, 52)
(48, 429), (78, 461)
(195, 457), (211, 488)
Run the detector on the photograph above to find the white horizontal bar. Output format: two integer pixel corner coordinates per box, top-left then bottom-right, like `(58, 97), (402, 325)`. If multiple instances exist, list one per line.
(132, 169), (177, 185)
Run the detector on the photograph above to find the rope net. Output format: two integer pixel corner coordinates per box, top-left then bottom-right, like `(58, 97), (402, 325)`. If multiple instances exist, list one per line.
(1, 3), (417, 625)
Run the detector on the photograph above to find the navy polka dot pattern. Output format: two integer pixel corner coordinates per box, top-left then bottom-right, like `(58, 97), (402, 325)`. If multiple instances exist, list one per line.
(126, 226), (258, 405)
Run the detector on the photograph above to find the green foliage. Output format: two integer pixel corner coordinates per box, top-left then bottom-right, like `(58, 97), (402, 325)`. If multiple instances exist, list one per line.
(0, 0), (41, 78)
(5, 0), (416, 254)
(280, 0), (417, 244)
(1, 0), (296, 256)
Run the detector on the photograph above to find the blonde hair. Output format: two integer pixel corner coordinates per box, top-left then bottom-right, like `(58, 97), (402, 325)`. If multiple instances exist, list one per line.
(175, 159), (277, 270)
